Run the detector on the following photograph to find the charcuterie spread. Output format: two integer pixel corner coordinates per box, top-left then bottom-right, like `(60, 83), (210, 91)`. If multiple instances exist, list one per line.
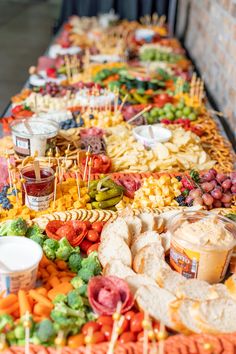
(0, 12), (236, 353)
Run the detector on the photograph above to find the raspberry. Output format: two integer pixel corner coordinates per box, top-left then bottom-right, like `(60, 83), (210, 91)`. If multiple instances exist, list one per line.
(182, 178), (194, 190)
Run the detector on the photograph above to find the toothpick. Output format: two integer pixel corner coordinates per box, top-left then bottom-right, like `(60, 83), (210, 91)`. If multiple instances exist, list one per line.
(47, 148), (53, 168)
(85, 327), (93, 354)
(20, 172), (30, 208)
(73, 162), (81, 199)
(83, 146), (91, 181)
(142, 311), (151, 354)
(0, 333), (7, 351)
(87, 157), (92, 189)
(55, 330), (65, 354)
(53, 168), (58, 210)
(157, 322), (167, 354)
(117, 94), (128, 113)
(128, 105), (152, 124)
(12, 169), (19, 206)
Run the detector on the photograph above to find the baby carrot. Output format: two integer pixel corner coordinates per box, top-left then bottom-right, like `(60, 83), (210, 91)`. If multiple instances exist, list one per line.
(36, 287), (48, 296)
(0, 301), (19, 315)
(18, 290), (31, 317)
(48, 276), (60, 288)
(46, 265), (57, 274)
(33, 303), (51, 317)
(60, 276), (73, 283)
(29, 290), (53, 309)
(0, 294), (17, 309)
(55, 260), (67, 270)
(47, 282), (73, 301)
(39, 254), (51, 268)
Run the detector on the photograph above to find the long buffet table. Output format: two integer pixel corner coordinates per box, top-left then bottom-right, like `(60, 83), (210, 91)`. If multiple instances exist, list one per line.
(1, 14), (236, 354)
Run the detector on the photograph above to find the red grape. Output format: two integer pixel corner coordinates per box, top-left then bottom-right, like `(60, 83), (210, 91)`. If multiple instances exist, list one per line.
(221, 179), (232, 190)
(221, 193), (232, 204)
(211, 188), (222, 200)
(193, 197), (203, 206)
(201, 172), (213, 182)
(223, 203), (232, 208)
(216, 173), (227, 184)
(189, 189), (202, 198)
(208, 168), (217, 177)
(185, 196), (193, 204)
(202, 193), (214, 206)
(201, 182), (214, 192)
(213, 200), (222, 208)
(231, 184), (236, 194)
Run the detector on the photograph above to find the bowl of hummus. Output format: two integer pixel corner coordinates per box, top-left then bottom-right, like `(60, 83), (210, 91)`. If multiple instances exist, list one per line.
(169, 211), (236, 284)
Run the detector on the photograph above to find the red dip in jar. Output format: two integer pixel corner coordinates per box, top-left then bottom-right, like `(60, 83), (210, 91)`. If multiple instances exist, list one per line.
(21, 166), (55, 211)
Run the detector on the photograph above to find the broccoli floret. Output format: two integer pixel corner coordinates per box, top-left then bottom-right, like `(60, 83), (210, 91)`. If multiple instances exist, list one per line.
(0, 218), (28, 236)
(68, 253), (82, 272)
(26, 224), (44, 238)
(36, 319), (55, 343)
(55, 237), (73, 261)
(43, 238), (59, 260)
(77, 284), (88, 297)
(70, 276), (84, 289)
(81, 251), (102, 276)
(73, 246), (80, 254)
(0, 314), (14, 331)
(78, 267), (95, 283)
(29, 234), (45, 247)
(53, 294), (67, 305)
(67, 290), (84, 310)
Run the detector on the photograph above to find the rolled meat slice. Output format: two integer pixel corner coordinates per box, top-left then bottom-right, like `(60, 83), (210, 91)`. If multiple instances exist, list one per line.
(88, 276), (134, 315)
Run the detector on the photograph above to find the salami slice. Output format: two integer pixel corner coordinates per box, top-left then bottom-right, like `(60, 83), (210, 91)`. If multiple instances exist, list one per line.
(88, 276), (134, 315)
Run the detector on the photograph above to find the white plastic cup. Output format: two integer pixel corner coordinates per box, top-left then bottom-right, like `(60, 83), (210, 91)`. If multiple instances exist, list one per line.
(0, 236), (43, 296)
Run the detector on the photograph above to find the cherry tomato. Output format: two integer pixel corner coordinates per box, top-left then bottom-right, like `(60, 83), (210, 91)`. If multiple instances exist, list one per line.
(87, 230), (99, 242)
(80, 239), (93, 253)
(101, 324), (112, 340)
(97, 315), (113, 327)
(68, 333), (85, 348)
(56, 225), (77, 241)
(119, 318), (129, 334)
(87, 242), (100, 255)
(130, 312), (144, 333)
(125, 310), (136, 322)
(45, 220), (65, 239)
(153, 322), (160, 334)
(82, 321), (101, 336)
(119, 332), (136, 344)
(90, 331), (106, 344)
(137, 331), (144, 342)
(91, 221), (104, 233)
(83, 220), (91, 229)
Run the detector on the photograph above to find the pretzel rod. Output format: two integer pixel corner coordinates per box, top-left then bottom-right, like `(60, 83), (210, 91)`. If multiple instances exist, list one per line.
(128, 105), (152, 124)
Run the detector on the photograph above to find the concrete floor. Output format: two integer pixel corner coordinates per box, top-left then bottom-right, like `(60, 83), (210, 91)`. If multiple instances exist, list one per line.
(0, 0), (60, 114)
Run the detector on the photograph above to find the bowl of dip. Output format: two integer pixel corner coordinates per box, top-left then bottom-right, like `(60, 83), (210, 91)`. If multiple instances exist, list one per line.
(135, 28), (155, 42)
(11, 118), (59, 157)
(0, 236), (43, 295)
(169, 211), (236, 284)
(133, 124), (172, 147)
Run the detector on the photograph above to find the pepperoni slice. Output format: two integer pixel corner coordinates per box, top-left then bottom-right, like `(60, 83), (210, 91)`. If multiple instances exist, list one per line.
(66, 220), (88, 247)
(45, 220), (65, 240)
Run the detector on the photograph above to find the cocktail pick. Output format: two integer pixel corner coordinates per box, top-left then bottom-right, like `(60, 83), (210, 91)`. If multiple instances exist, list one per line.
(55, 147), (61, 172)
(157, 322), (167, 354)
(87, 157), (92, 189)
(159, 15), (166, 26)
(47, 148), (53, 167)
(64, 144), (71, 166)
(0, 333), (7, 352)
(153, 12), (158, 25)
(12, 169), (19, 206)
(5, 152), (13, 189)
(53, 168), (58, 210)
(117, 93), (128, 114)
(23, 311), (31, 354)
(107, 301), (124, 354)
(33, 160), (41, 181)
(84, 327), (93, 354)
(73, 162), (81, 199)
(128, 105), (152, 124)
(20, 173), (30, 208)
(55, 330), (66, 354)
(83, 145), (91, 181)
(142, 311), (151, 354)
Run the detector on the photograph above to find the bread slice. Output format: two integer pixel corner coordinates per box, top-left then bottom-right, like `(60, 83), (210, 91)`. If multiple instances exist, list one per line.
(125, 274), (156, 295)
(160, 231), (171, 252)
(170, 299), (202, 334)
(123, 215), (142, 240)
(98, 235), (132, 268)
(130, 231), (162, 256)
(100, 217), (131, 246)
(225, 274), (236, 300)
(138, 212), (156, 232)
(156, 267), (186, 294)
(103, 259), (135, 279)
(133, 244), (167, 278)
(176, 279), (221, 301)
(195, 298), (236, 333)
(136, 284), (178, 330)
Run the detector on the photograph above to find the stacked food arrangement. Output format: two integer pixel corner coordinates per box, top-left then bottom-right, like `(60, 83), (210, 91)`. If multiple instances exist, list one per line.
(0, 13), (236, 354)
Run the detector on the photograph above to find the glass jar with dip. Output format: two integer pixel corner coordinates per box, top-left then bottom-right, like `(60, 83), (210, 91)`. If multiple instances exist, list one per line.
(11, 118), (58, 157)
(21, 165), (55, 211)
(169, 211), (236, 284)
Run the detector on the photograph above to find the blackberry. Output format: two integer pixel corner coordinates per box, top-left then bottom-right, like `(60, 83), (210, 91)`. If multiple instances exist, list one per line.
(89, 114), (94, 120)
(176, 176), (182, 181)
(175, 195), (185, 204)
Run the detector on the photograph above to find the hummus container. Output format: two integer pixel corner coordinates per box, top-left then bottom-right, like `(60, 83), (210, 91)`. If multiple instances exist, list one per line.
(11, 118), (58, 157)
(169, 211), (236, 284)
(133, 124), (172, 147)
(0, 236), (43, 295)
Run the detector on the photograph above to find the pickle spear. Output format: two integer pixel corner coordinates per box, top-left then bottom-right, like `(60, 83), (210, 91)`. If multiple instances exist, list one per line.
(95, 188), (122, 202)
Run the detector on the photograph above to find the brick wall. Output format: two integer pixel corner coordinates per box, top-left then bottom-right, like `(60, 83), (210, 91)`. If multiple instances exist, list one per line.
(176, 0), (236, 140)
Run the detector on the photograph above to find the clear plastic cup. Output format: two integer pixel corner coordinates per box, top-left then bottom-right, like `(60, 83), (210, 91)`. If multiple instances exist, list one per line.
(169, 210), (236, 284)
(0, 237), (43, 295)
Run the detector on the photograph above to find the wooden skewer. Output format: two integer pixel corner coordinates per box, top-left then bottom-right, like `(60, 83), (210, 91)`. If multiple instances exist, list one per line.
(107, 302), (124, 354)
(83, 146), (91, 181)
(55, 330), (65, 354)
(142, 311), (151, 354)
(128, 105), (152, 124)
(87, 157), (92, 189)
(157, 322), (167, 354)
(53, 168), (58, 210)
(33, 160), (41, 181)
(23, 311), (31, 354)
(117, 94), (128, 113)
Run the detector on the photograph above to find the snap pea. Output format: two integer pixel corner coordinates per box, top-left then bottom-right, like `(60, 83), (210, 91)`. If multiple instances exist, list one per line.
(95, 187), (122, 202)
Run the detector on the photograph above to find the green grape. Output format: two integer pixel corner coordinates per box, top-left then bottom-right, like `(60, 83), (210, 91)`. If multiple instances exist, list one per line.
(183, 106), (192, 116)
(188, 113), (197, 121)
(176, 110), (183, 118)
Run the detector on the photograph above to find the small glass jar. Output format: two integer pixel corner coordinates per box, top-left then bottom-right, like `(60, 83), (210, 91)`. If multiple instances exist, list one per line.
(21, 165), (55, 211)
(169, 210), (236, 284)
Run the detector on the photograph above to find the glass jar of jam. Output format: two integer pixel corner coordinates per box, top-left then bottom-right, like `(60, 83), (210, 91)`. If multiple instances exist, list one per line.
(21, 165), (55, 211)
